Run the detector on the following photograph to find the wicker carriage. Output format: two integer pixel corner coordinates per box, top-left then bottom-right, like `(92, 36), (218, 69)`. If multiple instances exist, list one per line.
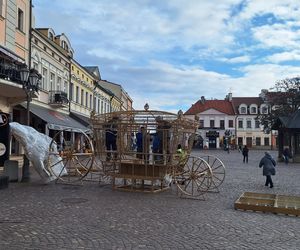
(47, 108), (225, 199)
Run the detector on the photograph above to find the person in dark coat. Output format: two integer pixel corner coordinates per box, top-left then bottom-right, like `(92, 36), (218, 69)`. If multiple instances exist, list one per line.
(259, 151), (276, 188)
(242, 145), (249, 163)
(283, 147), (291, 164)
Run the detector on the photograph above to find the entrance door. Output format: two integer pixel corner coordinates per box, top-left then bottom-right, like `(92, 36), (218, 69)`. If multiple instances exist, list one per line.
(246, 137), (252, 147)
(209, 137), (216, 148)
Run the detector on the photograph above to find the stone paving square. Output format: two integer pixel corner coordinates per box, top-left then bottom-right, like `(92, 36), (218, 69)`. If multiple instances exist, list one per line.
(0, 149), (300, 249)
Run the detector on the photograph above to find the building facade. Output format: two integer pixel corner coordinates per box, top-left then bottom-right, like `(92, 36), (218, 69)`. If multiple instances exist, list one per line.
(184, 97), (236, 149)
(185, 93), (274, 149)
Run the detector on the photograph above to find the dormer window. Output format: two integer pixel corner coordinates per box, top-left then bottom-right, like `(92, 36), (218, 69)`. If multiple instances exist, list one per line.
(49, 32), (54, 41)
(240, 107), (247, 114)
(262, 106), (268, 114)
(251, 107), (257, 113)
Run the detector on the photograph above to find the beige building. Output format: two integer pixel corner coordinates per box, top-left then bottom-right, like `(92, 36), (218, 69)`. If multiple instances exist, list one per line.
(99, 80), (133, 111)
(0, 0), (30, 114)
(231, 96), (271, 148)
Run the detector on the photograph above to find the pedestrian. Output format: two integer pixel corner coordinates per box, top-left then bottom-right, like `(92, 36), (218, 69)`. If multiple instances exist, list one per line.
(136, 126), (145, 159)
(259, 151), (276, 188)
(282, 147), (291, 164)
(242, 145), (249, 163)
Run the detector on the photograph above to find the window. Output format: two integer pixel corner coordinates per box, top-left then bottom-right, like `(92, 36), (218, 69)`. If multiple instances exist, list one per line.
(50, 73), (55, 91)
(42, 68), (48, 90)
(57, 77), (61, 91)
(81, 89), (84, 105)
(255, 120), (260, 129)
(220, 120), (225, 129)
(228, 120), (233, 128)
(97, 99), (100, 113)
(33, 62), (38, 70)
(256, 137), (261, 146)
(210, 120), (215, 128)
(76, 86), (79, 103)
(101, 100), (103, 113)
(251, 107), (257, 113)
(70, 83), (74, 101)
(262, 106), (268, 114)
(90, 94), (92, 109)
(199, 120), (204, 128)
(49, 32), (54, 40)
(238, 119), (243, 128)
(240, 107), (247, 114)
(247, 120), (251, 129)
(85, 92), (88, 107)
(0, 0), (3, 17)
(264, 137), (270, 146)
(63, 81), (68, 94)
(43, 46), (47, 51)
(17, 9), (24, 32)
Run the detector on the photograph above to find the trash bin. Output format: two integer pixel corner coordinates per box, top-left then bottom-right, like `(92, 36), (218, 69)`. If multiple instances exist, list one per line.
(4, 160), (19, 182)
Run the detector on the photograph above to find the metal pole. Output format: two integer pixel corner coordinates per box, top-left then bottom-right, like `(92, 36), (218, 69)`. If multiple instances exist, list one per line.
(21, 0), (33, 182)
(22, 91), (31, 182)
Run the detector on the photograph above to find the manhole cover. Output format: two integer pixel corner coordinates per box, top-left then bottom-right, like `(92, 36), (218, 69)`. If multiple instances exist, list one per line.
(60, 198), (88, 204)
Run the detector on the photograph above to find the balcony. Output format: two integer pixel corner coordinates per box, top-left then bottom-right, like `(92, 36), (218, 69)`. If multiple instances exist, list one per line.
(0, 57), (28, 103)
(49, 90), (69, 107)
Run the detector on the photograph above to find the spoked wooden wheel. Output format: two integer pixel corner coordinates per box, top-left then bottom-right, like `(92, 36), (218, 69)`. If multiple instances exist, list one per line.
(175, 155), (212, 197)
(199, 155), (225, 191)
(47, 130), (95, 183)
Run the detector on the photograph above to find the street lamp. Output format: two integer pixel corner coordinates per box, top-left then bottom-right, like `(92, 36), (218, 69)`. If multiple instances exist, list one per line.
(19, 64), (40, 182)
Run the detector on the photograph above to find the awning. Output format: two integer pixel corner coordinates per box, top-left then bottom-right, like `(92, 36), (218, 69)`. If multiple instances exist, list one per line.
(70, 112), (90, 127)
(21, 103), (90, 133)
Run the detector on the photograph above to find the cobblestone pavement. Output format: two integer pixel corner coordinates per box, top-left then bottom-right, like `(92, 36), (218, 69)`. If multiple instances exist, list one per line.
(1, 149), (300, 249)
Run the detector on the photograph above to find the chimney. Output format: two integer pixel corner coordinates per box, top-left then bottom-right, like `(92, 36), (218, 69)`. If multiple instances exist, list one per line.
(228, 92), (232, 101)
(200, 96), (205, 104)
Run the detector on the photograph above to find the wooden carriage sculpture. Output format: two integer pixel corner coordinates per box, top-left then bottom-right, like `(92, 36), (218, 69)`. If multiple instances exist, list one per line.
(47, 108), (225, 199)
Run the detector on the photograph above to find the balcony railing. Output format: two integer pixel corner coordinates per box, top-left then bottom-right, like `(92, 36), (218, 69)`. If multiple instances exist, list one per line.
(49, 90), (69, 107)
(0, 58), (23, 85)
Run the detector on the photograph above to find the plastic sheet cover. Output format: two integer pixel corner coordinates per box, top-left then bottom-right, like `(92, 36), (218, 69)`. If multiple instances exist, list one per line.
(10, 122), (67, 183)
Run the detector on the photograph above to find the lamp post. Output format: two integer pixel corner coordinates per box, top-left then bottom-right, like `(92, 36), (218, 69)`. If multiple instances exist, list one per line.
(19, 65), (40, 182)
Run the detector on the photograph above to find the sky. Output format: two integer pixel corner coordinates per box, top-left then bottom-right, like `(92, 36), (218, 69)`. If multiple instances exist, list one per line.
(33, 0), (300, 113)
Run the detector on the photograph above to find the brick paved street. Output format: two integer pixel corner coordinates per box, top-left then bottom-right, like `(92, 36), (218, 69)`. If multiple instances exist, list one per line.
(1, 149), (300, 249)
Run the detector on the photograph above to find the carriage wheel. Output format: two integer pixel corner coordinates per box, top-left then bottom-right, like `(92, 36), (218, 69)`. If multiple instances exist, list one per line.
(199, 155), (225, 190)
(175, 155), (212, 197)
(47, 130), (95, 183)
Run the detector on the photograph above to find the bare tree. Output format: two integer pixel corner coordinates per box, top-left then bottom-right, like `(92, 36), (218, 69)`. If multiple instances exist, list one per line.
(257, 77), (300, 133)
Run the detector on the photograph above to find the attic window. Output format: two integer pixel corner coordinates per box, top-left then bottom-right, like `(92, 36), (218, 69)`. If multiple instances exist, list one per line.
(251, 107), (257, 113)
(49, 32), (54, 41)
(240, 107), (247, 114)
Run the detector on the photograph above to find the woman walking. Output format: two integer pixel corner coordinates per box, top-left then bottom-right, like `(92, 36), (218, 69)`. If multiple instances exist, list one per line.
(259, 152), (276, 188)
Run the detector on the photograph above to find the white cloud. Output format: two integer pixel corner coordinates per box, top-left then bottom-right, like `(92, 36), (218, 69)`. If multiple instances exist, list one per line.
(33, 0), (300, 112)
(219, 55), (251, 63)
(266, 51), (300, 63)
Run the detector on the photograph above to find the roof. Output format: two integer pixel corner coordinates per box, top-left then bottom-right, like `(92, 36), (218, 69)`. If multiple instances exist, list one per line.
(84, 66), (101, 80)
(231, 97), (263, 113)
(184, 99), (235, 115)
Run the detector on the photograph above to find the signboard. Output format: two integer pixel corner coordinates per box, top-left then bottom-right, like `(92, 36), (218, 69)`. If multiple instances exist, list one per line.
(0, 112), (9, 166)
(206, 131), (219, 137)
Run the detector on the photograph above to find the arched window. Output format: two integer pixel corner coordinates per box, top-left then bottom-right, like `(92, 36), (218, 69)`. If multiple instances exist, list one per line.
(240, 107), (246, 114)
